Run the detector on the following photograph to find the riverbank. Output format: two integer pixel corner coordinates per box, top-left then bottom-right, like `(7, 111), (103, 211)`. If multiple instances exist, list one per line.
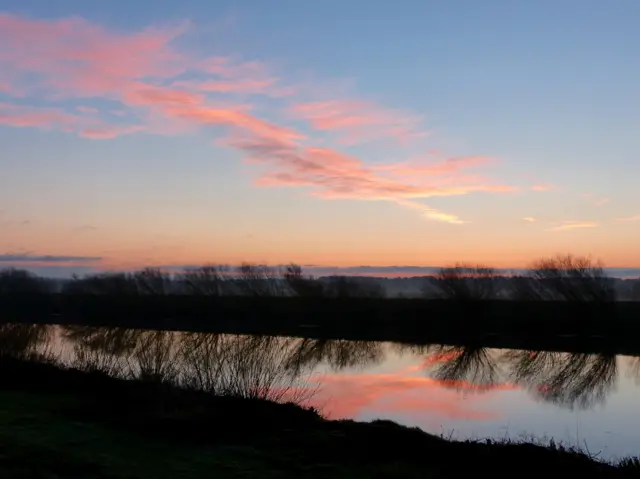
(3, 295), (640, 354)
(0, 357), (637, 478)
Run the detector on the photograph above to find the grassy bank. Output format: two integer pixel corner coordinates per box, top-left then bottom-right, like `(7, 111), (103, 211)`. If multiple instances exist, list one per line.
(0, 357), (638, 478)
(3, 294), (640, 354)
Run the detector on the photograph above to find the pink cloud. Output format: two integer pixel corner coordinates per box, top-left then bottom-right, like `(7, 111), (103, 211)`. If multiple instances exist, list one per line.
(375, 156), (496, 176)
(0, 13), (529, 224)
(80, 125), (144, 139)
(617, 215), (640, 222)
(171, 105), (304, 143)
(0, 13), (187, 98)
(225, 135), (516, 223)
(0, 103), (78, 130)
(0, 102), (142, 139)
(290, 100), (426, 144)
(308, 372), (504, 421)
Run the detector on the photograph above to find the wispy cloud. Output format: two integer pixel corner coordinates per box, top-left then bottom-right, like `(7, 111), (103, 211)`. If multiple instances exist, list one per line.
(290, 100), (426, 145)
(227, 135), (515, 223)
(548, 221), (598, 231)
(80, 125), (144, 139)
(0, 12), (532, 224)
(0, 253), (102, 263)
(523, 217), (537, 222)
(616, 215), (640, 222)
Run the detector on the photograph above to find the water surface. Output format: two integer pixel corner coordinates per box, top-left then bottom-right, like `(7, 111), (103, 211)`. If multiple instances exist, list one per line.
(3, 323), (639, 460)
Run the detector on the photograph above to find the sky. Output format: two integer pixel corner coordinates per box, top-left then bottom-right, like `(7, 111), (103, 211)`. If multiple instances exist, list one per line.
(1, 0), (640, 276)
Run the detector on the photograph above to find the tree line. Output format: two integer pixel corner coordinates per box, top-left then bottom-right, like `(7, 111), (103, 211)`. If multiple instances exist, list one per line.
(1, 254), (639, 301)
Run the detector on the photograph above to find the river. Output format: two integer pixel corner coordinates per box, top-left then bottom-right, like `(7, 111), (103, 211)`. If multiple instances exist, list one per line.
(2, 323), (639, 460)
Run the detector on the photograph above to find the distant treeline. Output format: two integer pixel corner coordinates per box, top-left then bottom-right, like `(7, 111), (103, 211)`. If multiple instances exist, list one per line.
(1, 254), (639, 302)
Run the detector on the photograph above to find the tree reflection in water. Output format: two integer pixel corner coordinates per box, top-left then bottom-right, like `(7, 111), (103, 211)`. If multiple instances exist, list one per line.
(0, 323), (52, 360)
(62, 328), (321, 403)
(420, 344), (504, 392)
(285, 338), (384, 374)
(0, 324), (630, 411)
(505, 350), (618, 410)
(407, 342), (619, 408)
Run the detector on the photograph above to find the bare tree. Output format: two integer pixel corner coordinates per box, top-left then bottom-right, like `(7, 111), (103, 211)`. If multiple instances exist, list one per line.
(512, 254), (615, 302)
(133, 268), (173, 295)
(427, 263), (502, 300)
(235, 263), (287, 297)
(179, 264), (230, 296)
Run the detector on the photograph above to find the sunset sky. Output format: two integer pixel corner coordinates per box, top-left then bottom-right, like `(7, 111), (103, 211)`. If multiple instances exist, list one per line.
(1, 0), (639, 275)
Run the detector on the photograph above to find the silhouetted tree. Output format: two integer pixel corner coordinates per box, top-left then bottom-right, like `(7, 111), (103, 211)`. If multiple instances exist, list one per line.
(133, 268), (173, 295)
(426, 264), (502, 300)
(512, 254), (615, 302)
(179, 264), (231, 296)
(235, 263), (287, 297)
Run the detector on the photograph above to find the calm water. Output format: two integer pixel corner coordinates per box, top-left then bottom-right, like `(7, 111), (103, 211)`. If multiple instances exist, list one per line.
(3, 323), (640, 460)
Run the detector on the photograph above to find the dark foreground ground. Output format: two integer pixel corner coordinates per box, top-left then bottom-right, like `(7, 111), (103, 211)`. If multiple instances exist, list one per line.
(0, 358), (638, 478)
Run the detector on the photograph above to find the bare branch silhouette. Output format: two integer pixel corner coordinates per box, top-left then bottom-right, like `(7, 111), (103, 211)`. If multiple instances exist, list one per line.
(236, 263), (287, 297)
(426, 264), (502, 300)
(512, 254), (616, 302)
(178, 265), (231, 296)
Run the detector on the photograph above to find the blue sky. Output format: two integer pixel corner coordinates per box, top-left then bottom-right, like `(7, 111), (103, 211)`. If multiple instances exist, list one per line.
(1, 0), (639, 274)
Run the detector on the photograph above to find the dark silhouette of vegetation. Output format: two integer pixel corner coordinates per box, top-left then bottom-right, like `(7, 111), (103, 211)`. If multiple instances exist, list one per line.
(511, 254), (616, 302)
(282, 263), (325, 297)
(235, 262), (289, 297)
(63, 271), (140, 295)
(178, 264), (231, 296)
(322, 275), (386, 298)
(0, 268), (52, 295)
(425, 264), (503, 300)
